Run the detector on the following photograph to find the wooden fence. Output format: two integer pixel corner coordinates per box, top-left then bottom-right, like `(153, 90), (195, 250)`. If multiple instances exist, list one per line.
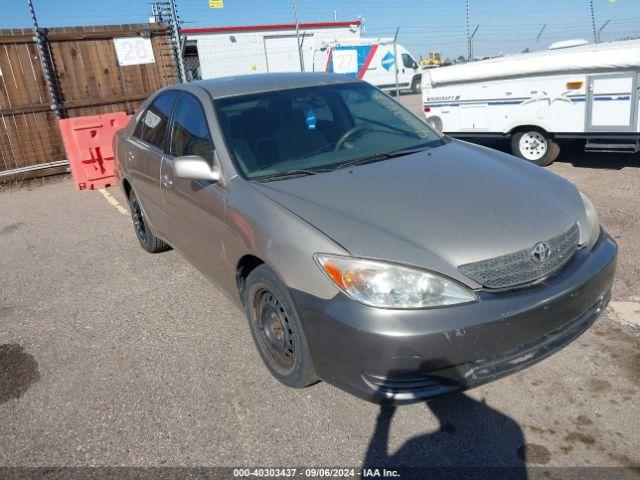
(0, 23), (178, 178)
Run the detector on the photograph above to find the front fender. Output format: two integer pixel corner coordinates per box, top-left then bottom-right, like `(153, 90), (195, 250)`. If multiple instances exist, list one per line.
(223, 179), (347, 306)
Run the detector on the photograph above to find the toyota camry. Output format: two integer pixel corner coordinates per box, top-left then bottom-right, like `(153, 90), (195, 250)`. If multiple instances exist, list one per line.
(115, 73), (617, 403)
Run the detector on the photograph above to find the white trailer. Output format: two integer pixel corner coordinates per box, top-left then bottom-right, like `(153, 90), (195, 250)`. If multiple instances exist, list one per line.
(314, 38), (422, 94)
(422, 39), (640, 165)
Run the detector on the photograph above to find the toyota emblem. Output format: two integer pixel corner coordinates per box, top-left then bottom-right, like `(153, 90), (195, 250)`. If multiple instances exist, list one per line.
(531, 241), (552, 263)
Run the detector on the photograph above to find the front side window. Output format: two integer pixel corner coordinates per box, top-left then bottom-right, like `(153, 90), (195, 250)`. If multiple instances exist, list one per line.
(138, 92), (177, 149)
(215, 82), (443, 180)
(170, 94), (214, 165)
(402, 53), (417, 69)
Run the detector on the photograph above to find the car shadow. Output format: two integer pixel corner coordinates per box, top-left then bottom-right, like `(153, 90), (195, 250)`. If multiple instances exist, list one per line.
(361, 391), (530, 479)
(0, 343), (40, 404)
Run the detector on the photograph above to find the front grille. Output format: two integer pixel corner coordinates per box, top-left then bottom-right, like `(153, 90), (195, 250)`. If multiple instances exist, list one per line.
(458, 223), (580, 289)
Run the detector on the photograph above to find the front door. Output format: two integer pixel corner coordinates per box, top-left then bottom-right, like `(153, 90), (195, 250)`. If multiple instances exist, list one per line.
(586, 73), (638, 132)
(161, 92), (228, 283)
(399, 52), (418, 87)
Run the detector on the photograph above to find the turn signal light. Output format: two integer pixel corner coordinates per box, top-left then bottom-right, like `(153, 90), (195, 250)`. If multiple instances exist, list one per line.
(567, 82), (583, 90)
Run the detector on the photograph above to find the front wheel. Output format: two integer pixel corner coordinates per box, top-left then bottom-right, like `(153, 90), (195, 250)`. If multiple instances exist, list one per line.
(511, 130), (560, 167)
(242, 265), (318, 388)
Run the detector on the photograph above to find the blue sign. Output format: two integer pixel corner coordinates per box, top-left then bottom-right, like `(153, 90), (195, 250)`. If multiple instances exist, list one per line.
(381, 52), (395, 71)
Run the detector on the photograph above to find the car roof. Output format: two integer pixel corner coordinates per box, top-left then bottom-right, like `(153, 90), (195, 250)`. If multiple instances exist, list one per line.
(175, 72), (362, 99)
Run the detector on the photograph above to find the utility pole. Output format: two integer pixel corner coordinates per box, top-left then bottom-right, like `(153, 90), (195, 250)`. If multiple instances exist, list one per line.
(466, 0), (472, 60)
(168, 0), (186, 82)
(589, 0), (597, 43)
(27, 0), (62, 119)
(292, 0), (305, 72)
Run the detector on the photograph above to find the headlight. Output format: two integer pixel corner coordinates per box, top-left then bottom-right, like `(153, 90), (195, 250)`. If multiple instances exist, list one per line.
(314, 254), (477, 309)
(579, 191), (600, 248)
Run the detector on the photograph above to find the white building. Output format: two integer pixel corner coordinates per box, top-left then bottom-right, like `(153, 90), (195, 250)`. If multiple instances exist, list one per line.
(182, 20), (362, 80)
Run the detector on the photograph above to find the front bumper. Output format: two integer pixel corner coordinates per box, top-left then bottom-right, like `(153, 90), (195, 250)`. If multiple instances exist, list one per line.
(292, 231), (617, 403)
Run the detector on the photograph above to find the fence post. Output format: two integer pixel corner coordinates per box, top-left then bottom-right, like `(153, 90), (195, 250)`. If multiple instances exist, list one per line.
(292, 0), (305, 72)
(393, 27), (400, 97)
(169, 0), (187, 82)
(27, 0), (64, 118)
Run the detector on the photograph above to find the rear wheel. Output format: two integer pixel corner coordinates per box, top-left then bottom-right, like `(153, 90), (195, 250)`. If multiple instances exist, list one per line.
(511, 129), (560, 167)
(411, 76), (421, 94)
(242, 265), (318, 388)
(128, 191), (170, 253)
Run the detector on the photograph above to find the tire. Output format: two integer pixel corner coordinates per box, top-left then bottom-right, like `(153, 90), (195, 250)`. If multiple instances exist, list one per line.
(411, 76), (421, 95)
(511, 129), (560, 167)
(242, 265), (318, 388)
(128, 190), (170, 253)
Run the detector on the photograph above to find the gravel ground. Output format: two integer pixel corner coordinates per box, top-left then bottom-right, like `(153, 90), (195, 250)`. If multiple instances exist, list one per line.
(0, 95), (638, 475)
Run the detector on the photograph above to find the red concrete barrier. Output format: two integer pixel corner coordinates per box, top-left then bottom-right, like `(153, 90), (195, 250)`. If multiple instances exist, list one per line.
(59, 112), (131, 190)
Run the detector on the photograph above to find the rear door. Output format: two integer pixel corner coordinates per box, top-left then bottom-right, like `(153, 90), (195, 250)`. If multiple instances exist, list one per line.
(127, 91), (177, 233)
(162, 92), (228, 278)
(586, 73), (638, 132)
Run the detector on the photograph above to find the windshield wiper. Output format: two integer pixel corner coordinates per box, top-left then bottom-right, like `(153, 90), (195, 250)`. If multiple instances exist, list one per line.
(254, 168), (328, 182)
(333, 145), (431, 171)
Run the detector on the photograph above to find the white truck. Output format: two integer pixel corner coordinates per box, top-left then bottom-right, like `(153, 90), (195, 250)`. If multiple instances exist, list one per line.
(422, 39), (640, 165)
(316, 38), (422, 94)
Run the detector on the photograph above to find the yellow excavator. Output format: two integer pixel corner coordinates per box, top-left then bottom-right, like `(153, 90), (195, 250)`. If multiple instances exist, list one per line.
(420, 52), (445, 68)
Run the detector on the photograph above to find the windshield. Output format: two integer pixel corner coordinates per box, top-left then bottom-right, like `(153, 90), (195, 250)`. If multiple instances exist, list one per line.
(215, 82), (444, 181)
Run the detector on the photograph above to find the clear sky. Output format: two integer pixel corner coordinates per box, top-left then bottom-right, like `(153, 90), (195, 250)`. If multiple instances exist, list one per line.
(4, 0), (640, 59)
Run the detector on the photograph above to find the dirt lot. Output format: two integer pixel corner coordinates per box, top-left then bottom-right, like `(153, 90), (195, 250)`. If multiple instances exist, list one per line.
(0, 94), (639, 474)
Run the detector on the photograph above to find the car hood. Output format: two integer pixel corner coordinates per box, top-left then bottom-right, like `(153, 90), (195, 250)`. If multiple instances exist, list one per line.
(251, 140), (586, 288)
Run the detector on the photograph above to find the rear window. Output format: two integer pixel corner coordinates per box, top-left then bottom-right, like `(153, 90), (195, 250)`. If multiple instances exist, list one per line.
(137, 92), (177, 150)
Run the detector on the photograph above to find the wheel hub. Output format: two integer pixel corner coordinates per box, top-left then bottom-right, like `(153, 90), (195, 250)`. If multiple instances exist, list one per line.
(261, 307), (287, 352)
(255, 292), (295, 369)
(519, 132), (547, 161)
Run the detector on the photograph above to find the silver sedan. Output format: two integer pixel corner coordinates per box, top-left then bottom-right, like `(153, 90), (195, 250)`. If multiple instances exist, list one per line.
(115, 73), (616, 403)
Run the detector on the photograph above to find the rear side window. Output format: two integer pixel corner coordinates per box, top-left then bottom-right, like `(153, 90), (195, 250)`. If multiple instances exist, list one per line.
(170, 94), (214, 165)
(137, 92), (177, 149)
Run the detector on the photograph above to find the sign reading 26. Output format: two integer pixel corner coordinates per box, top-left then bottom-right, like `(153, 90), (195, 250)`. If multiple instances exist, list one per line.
(114, 37), (156, 67)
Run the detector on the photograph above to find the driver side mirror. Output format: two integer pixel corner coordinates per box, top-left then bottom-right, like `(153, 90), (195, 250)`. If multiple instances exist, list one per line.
(426, 116), (443, 133)
(173, 154), (221, 182)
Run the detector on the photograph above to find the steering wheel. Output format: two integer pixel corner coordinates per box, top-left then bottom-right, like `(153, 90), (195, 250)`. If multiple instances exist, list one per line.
(334, 123), (376, 151)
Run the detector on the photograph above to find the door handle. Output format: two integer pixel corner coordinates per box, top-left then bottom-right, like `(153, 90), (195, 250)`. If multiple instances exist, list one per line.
(161, 175), (172, 188)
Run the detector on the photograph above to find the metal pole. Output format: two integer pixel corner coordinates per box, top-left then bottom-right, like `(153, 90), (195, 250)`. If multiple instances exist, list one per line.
(466, 0), (471, 60)
(469, 25), (479, 61)
(169, 0), (186, 82)
(292, 0), (305, 72)
(597, 19), (610, 43)
(27, 0), (62, 119)
(393, 27), (400, 97)
(589, 0), (597, 43)
(536, 24), (547, 43)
